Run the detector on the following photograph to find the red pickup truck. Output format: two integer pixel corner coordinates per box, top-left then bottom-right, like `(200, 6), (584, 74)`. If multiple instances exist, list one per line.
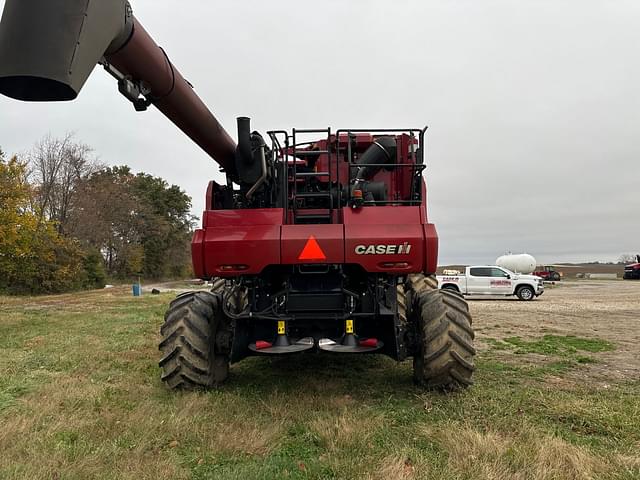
(624, 255), (640, 280)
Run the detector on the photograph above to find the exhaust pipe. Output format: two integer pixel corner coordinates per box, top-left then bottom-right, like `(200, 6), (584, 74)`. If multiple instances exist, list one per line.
(236, 117), (253, 165)
(235, 117), (267, 191)
(0, 0), (237, 176)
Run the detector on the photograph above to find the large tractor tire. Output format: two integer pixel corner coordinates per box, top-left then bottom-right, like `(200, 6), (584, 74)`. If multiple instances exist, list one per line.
(407, 273), (438, 296)
(159, 280), (244, 389)
(410, 279), (475, 390)
(159, 291), (225, 389)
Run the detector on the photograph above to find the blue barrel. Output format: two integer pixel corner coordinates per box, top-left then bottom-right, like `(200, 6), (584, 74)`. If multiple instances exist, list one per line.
(132, 283), (142, 296)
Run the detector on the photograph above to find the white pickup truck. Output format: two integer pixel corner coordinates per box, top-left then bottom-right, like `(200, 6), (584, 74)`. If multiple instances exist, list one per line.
(437, 266), (544, 300)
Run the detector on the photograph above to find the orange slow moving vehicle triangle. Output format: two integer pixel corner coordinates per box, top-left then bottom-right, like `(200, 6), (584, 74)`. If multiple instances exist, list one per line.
(298, 235), (327, 261)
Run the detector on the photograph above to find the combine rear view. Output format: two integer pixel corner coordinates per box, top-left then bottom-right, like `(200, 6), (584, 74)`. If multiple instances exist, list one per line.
(0, 0), (476, 390)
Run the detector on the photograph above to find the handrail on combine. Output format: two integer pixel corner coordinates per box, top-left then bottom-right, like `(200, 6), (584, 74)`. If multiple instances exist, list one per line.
(336, 127), (428, 207)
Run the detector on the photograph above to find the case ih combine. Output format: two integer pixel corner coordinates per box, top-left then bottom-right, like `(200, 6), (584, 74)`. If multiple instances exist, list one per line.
(0, 0), (475, 390)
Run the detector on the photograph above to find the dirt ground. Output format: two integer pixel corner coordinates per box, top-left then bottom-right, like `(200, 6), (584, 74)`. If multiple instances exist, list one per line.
(470, 280), (640, 385)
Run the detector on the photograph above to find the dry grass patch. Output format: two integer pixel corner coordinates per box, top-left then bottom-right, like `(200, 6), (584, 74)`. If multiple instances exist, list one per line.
(371, 455), (419, 480)
(183, 397), (282, 456)
(0, 376), (190, 479)
(310, 411), (381, 452)
(424, 422), (604, 480)
(205, 420), (280, 456)
(616, 453), (640, 472)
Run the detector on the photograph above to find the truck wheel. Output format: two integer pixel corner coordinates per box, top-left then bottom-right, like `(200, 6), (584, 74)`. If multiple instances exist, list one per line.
(516, 285), (535, 301)
(442, 284), (460, 292)
(412, 288), (475, 390)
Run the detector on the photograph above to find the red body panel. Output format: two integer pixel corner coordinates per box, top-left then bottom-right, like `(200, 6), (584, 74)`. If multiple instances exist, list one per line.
(344, 207), (424, 273)
(191, 229), (206, 278)
(194, 209), (283, 277)
(423, 223), (439, 274)
(281, 224), (344, 264)
(343, 206), (421, 226)
(201, 225), (280, 276)
(202, 209), (284, 228)
(193, 205), (439, 277)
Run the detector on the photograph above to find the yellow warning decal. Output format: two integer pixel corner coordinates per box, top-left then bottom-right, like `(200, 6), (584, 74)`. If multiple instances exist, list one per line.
(278, 321), (286, 335)
(345, 319), (354, 334)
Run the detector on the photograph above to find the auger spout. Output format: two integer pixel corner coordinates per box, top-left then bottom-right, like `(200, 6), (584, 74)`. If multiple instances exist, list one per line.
(0, 0), (237, 176)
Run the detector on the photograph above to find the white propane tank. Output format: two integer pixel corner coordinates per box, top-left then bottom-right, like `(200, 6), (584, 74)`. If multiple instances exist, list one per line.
(495, 253), (537, 274)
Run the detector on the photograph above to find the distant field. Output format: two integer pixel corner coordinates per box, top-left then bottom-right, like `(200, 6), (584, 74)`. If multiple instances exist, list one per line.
(1, 282), (639, 479)
(439, 263), (625, 278)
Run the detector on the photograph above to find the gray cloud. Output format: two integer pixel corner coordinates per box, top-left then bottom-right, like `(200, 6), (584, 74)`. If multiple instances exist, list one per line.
(1, 0), (638, 264)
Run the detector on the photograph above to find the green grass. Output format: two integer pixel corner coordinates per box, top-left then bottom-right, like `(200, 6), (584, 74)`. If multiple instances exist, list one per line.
(501, 335), (615, 356)
(0, 290), (638, 479)
(484, 335), (615, 381)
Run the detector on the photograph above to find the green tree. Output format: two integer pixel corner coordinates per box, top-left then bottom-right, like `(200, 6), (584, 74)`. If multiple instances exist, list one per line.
(132, 173), (194, 278)
(0, 154), (91, 294)
(81, 249), (107, 289)
(70, 167), (145, 278)
(70, 167), (193, 279)
(0, 154), (34, 286)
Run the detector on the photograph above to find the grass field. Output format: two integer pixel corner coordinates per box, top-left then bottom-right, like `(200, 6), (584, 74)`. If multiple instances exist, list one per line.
(1, 282), (639, 479)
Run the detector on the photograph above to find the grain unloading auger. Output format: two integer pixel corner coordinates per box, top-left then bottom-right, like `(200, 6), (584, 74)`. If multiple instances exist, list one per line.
(0, 0), (476, 390)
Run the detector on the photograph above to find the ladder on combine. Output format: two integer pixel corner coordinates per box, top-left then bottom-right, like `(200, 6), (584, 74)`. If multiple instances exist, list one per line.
(290, 128), (336, 225)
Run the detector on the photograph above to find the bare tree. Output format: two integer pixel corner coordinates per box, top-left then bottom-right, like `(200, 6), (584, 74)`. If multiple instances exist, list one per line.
(618, 253), (638, 265)
(27, 133), (102, 233)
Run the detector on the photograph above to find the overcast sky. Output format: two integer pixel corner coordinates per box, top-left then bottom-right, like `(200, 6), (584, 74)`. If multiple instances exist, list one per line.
(1, 0), (638, 265)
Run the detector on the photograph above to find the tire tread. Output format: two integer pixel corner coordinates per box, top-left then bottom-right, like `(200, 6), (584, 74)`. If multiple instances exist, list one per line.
(409, 274), (476, 390)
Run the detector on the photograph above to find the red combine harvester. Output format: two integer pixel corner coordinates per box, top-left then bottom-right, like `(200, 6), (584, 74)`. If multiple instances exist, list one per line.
(0, 0), (475, 390)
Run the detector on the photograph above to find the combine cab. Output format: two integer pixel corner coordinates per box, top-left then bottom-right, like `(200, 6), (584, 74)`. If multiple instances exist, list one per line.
(0, 0), (475, 390)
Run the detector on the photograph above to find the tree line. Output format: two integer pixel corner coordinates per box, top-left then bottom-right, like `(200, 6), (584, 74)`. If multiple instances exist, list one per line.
(0, 135), (194, 294)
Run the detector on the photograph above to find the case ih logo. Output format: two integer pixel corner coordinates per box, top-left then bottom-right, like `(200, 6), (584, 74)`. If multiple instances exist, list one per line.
(355, 243), (412, 255)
